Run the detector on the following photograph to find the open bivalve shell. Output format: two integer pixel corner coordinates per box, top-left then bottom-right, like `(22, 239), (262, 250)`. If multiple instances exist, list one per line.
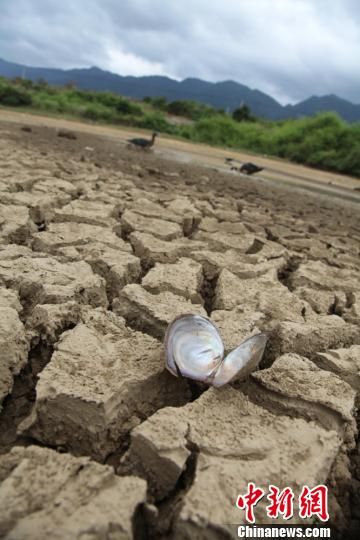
(164, 314), (268, 387)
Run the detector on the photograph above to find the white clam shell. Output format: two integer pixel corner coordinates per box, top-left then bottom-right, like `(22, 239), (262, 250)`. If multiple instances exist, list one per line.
(211, 333), (269, 388)
(164, 314), (268, 387)
(164, 314), (224, 382)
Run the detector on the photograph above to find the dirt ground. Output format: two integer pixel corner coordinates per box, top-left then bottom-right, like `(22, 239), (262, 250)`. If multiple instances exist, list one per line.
(0, 113), (359, 539)
(1, 108), (360, 199)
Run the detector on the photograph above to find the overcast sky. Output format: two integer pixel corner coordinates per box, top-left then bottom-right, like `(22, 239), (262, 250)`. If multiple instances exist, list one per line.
(0, 0), (359, 105)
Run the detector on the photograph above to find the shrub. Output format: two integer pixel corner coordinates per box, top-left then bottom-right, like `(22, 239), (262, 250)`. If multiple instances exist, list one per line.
(189, 116), (262, 147)
(116, 98), (143, 116)
(144, 96), (168, 110)
(31, 97), (61, 113)
(136, 112), (175, 133)
(33, 78), (49, 91)
(11, 77), (34, 90)
(82, 104), (113, 121)
(167, 100), (218, 121)
(232, 104), (256, 122)
(337, 144), (360, 176)
(0, 84), (32, 106)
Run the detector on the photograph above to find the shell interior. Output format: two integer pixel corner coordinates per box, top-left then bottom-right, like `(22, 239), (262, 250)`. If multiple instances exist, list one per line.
(164, 314), (268, 387)
(164, 314), (224, 382)
(211, 333), (269, 387)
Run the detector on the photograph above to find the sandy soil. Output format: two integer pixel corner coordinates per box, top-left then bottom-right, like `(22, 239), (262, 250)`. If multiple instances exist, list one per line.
(0, 114), (359, 539)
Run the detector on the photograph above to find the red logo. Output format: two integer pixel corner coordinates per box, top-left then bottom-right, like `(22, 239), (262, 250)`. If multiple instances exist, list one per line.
(236, 484), (329, 523)
(299, 485), (329, 522)
(236, 482), (265, 524)
(266, 485), (294, 520)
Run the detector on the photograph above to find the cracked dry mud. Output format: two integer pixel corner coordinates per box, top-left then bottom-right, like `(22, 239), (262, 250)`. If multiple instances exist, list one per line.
(0, 120), (359, 540)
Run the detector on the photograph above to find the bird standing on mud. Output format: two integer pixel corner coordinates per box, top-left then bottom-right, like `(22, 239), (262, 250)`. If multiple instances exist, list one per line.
(127, 132), (157, 150)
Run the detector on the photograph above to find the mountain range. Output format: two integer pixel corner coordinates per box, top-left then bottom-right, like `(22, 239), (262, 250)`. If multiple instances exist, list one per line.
(1, 57), (360, 123)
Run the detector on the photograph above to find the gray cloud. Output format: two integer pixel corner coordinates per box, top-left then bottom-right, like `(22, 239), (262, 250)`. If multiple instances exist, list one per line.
(0, 0), (359, 104)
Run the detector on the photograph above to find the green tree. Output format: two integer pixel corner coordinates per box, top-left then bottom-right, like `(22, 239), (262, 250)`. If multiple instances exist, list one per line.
(232, 104), (256, 122)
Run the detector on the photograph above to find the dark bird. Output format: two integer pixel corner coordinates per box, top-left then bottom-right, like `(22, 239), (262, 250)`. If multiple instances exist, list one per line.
(240, 162), (263, 175)
(127, 132), (157, 150)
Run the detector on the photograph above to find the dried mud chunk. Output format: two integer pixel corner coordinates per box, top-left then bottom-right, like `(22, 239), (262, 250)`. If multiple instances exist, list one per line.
(241, 208), (274, 228)
(290, 260), (360, 293)
(0, 192), (70, 224)
(294, 286), (360, 324)
(0, 307), (29, 411)
(0, 170), (37, 192)
(320, 234), (360, 255)
(121, 210), (183, 240)
(213, 209), (243, 223)
(199, 217), (248, 235)
(125, 387), (340, 535)
(32, 222), (130, 253)
(53, 199), (120, 228)
(142, 257), (203, 303)
(128, 197), (183, 224)
(77, 242), (141, 299)
(0, 204), (36, 245)
(250, 353), (357, 446)
(269, 316), (360, 360)
(211, 308), (264, 351)
(294, 286), (344, 315)
(165, 197), (201, 219)
(265, 225), (305, 241)
(0, 287), (22, 312)
(214, 268), (309, 322)
(341, 293), (360, 325)
(122, 408), (190, 500)
(279, 236), (332, 258)
(130, 232), (205, 265)
(164, 197), (202, 235)
(194, 200), (218, 218)
(0, 256), (107, 310)
(20, 309), (190, 459)
(193, 249), (286, 280)
(0, 244), (35, 259)
(313, 346), (360, 392)
(113, 284), (206, 339)
(33, 177), (79, 197)
(245, 238), (287, 260)
(25, 302), (82, 344)
(194, 230), (256, 252)
(0, 445), (146, 540)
